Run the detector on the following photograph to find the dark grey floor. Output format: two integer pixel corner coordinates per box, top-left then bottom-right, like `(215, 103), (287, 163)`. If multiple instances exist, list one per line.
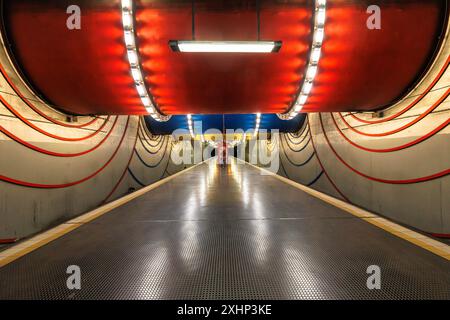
(0, 160), (449, 299)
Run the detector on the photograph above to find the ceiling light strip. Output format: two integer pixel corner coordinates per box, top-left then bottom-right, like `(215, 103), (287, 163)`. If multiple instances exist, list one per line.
(169, 40), (282, 53)
(254, 113), (261, 137)
(278, 0), (326, 120)
(121, 0), (170, 122)
(187, 114), (195, 138)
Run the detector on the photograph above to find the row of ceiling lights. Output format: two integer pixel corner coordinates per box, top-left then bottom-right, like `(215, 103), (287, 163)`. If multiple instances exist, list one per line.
(121, 0), (170, 122)
(187, 114), (195, 138)
(279, 0), (326, 120)
(254, 113), (261, 137)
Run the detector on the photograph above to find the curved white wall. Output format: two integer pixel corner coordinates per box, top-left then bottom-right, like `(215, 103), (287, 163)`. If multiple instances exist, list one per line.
(256, 22), (450, 235)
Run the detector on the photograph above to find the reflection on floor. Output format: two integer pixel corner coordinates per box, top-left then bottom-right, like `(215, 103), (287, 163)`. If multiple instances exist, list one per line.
(0, 159), (449, 299)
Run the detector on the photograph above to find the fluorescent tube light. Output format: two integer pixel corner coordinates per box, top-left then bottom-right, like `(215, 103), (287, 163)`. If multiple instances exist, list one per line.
(169, 40), (282, 53)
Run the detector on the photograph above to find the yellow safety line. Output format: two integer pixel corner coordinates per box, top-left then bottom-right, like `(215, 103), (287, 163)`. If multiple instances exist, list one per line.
(243, 160), (450, 261)
(0, 159), (210, 268)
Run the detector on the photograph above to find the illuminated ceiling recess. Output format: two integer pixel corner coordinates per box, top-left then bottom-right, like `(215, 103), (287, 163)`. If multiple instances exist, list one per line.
(121, 0), (170, 121)
(279, 0), (326, 120)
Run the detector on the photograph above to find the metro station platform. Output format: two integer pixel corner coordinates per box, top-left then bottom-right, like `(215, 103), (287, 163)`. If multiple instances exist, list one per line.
(0, 160), (448, 300)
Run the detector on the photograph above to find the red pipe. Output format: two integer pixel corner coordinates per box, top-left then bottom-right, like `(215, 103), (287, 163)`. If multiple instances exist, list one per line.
(330, 113), (450, 153)
(0, 238), (17, 244)
(318, 113), (450, 184)
(0, 117), (131, 188)
(430, 233), (450, 239)
(347, 56), (450, 124)
(0, 116), (118, 157)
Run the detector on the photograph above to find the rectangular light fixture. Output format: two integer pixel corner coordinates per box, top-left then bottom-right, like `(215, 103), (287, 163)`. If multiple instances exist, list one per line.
(169, 40), (282, 53)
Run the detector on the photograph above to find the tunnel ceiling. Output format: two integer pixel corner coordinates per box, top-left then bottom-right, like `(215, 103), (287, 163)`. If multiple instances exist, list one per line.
(1, 0), (447, 115)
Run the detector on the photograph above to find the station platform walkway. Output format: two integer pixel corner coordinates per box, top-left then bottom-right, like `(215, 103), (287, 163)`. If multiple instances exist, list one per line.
(0, 159), (449, 299)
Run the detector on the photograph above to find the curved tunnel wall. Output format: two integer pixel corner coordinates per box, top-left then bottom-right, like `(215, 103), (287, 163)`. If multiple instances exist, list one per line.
(254, 25), (450, 235)
(0, 38), (191, 240)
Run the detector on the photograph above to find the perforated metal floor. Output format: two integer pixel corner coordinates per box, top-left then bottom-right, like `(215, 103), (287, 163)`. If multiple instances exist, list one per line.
(0, 161), (449, 299)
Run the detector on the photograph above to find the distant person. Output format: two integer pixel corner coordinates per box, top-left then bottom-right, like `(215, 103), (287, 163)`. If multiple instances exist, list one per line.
(218, 141), (228, 166)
